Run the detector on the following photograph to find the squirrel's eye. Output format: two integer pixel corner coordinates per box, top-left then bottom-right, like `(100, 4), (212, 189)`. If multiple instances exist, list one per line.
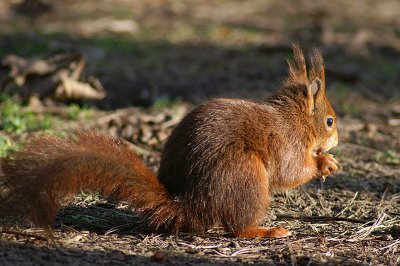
(327, 117), (334, 127)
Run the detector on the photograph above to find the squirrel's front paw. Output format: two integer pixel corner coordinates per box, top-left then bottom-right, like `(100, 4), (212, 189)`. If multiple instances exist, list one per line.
(316, 153), (339, 181)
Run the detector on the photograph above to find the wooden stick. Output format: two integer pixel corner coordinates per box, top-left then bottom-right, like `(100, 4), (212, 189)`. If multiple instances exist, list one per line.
(276, 214), (369, 224)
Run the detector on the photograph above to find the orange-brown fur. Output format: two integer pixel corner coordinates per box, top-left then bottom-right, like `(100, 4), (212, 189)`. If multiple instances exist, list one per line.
(0, 45), (338, 238)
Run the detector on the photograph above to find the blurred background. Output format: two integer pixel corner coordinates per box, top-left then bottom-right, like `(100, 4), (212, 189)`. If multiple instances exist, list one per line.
(1, 0), (399, 105)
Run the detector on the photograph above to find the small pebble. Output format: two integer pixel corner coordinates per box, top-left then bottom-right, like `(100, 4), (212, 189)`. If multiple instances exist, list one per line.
(151, 251), (165, 262)
(228, 241), (240, 248)
(388, 118), (400, 127)
(391, 225), (400, 238)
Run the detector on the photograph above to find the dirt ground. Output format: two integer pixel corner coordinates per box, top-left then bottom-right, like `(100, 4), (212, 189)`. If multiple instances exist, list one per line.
(0, 0), (400, 265)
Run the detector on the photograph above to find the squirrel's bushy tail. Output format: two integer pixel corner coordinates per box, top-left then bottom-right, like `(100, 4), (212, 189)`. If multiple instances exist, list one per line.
(0, 130), (184, 230)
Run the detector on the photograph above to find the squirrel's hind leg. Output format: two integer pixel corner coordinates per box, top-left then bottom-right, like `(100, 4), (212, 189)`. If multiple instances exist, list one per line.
(235, 226), (291, 238)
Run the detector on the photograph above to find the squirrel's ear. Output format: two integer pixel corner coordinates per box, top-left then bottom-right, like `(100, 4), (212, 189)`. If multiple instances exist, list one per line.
(309, 78), (322, 97)
(307, 78), (323, 115)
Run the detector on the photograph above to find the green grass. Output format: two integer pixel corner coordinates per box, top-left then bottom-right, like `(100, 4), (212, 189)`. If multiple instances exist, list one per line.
(373, 150), (400, 165)
(0, 95), (52, 135)
(0, 136), (18, 157)
(0, 34), (52, 57)
(152, 96), (183, 110)
(67, 103), (94, 120)
(328, 84), (361, 115)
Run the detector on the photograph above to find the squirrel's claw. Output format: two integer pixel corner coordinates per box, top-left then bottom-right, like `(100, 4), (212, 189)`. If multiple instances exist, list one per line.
(316, 153), (339, 180)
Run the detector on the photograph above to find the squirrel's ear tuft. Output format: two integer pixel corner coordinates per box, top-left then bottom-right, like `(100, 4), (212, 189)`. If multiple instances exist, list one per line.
(309, 48), (325, 91)
(286, 43), (308, 85)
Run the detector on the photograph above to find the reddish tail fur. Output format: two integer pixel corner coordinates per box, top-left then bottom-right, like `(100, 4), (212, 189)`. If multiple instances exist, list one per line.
(0, 131), (184, 230)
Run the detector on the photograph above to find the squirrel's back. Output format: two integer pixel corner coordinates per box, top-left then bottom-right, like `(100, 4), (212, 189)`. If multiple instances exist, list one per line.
(158, 98), (287, 232)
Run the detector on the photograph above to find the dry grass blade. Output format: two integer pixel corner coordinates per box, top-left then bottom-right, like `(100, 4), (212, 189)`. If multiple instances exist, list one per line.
(347, 213), (387, 242)
(0, 228), (49, 241)
(212, 247), (271, 257)
(230, 248), (260, 257)
(380, 239), (400, 250)
(336, 191), (359, 217)
(300, 187), (326, 214)
(286, 240), (297, 266)
(326, 214), (400, 243)
(178, 242), (222, 249)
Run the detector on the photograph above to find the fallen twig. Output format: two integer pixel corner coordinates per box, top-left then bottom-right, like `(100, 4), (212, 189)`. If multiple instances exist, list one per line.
(286, 240), (297, 266)
(213, 246), (272, 257)
(178, 242), (222, 249)
(276, 214), (369, 224)
(0, 228), (49, 241)
(379, 239), (400, 250)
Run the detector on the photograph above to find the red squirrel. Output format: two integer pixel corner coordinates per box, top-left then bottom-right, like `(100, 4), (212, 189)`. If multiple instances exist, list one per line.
(0, 45), (338, 238)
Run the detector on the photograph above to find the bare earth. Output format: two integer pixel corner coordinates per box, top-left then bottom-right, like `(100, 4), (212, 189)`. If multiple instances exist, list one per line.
(0, 0), (399, 265)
